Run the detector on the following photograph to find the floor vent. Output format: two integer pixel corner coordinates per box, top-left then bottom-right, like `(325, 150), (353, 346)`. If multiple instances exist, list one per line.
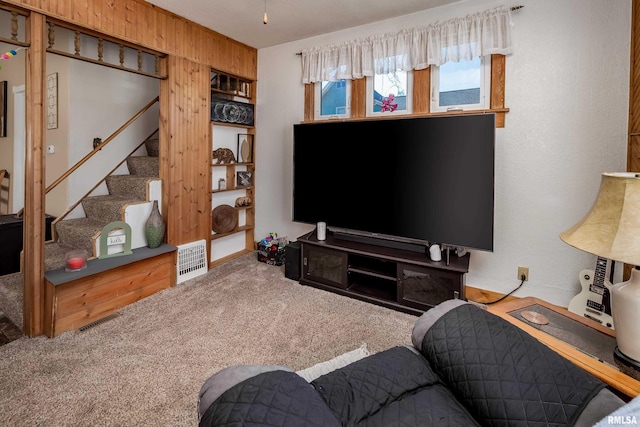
(77, 313), (120, 333)
(177, 239), (208, 284)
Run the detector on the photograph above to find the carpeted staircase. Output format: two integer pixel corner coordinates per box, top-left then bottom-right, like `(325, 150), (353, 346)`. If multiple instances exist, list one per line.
(45, 137), (161, 270)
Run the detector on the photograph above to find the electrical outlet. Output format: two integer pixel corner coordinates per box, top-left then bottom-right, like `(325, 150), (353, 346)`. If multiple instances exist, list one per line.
(517, 266), (529, 281)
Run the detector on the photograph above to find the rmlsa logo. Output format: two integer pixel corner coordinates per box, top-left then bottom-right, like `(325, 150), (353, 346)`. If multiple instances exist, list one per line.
(608, 415), (638, 425)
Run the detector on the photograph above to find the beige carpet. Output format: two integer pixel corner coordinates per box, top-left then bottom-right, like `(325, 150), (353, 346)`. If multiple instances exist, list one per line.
(0, 253), (417, 426)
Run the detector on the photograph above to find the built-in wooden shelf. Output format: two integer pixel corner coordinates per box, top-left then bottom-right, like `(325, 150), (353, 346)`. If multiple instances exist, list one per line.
(211, 225), (254, 240)
(212, 186), (253, 194)
(211, 162), (254, 167)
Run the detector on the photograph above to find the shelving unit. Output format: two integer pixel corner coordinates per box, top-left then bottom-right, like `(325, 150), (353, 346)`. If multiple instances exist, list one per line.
(209, 69), (256, 268)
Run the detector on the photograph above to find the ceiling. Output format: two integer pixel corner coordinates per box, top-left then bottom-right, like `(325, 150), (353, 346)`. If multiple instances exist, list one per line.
(145, 0), (462, 49)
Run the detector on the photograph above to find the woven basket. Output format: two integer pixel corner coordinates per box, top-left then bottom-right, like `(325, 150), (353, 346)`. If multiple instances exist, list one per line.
(212, 204), (238, 233)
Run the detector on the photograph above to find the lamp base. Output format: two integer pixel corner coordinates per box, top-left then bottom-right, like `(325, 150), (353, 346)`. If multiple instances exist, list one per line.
(614, 346), (640, 380)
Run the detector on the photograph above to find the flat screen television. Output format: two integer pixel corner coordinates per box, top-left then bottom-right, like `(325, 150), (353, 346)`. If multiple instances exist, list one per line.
(292, 114), (495, 252)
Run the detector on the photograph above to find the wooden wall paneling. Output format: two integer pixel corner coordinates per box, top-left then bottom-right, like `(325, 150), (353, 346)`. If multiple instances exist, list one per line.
(154, 6), (167, 52)
(351, 78), (366, 118)
(412, 68), (430, 114)
(55, 2), (69, 18)
(87, 0), (100, 30)
(101, 0), (115, 35)
(629, 135), (640, 172)
(625, 0), (640, 280)
(73, 0), (90, 28)
(629, 0), (640, 170)
(4, 0), (258, 80)
(163, 56), (211, 246)
(158, 55), (170, 237)
(23, 11), (47, 337)
(491, 54), (506, 128)
(204, 31), (216, 68)
(124, 0), (138, 42)
(111, 0), (126, 39)
(303, 84), (314, 121)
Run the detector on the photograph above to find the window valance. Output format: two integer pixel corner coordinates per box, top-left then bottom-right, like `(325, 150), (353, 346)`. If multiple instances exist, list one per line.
(301, 6), (513, 84)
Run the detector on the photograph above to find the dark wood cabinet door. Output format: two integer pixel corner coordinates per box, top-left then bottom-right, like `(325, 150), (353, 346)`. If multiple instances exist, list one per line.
(302, 245), (348, 289)
(398, 263), (464, 310)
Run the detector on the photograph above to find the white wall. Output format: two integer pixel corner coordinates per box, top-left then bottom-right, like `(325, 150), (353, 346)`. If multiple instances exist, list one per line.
(255, 0), (632, 306)
(67, 59), (159, 217)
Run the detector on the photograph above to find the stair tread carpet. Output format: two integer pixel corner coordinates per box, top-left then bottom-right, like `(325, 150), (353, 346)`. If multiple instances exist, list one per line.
(126, 156), (159, 176)
(55, 217), (108, 254)
(82, 195), (142, 222)
(106, 175), (158, 199)
(144, 138), (159, 157)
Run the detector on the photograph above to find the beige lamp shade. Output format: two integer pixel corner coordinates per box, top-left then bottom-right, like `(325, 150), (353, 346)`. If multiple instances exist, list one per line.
(560, 172), (640, 265)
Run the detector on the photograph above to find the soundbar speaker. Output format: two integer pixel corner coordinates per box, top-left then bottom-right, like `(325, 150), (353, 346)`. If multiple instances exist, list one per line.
(285, 241), (301, 281)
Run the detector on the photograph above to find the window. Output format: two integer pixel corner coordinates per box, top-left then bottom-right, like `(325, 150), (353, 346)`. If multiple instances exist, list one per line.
(430, 56), (490, 112)
(314, 79), (351, 120)
(366, 71), (413, 117)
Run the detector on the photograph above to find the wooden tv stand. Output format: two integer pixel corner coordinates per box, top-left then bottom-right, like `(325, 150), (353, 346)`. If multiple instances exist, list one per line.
(297, 231), (470, 315)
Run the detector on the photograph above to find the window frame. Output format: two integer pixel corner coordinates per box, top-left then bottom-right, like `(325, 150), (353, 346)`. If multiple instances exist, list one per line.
(430, 56), (491, 113)
(365, 70), (413, 117)
(314, 79), (352, 120)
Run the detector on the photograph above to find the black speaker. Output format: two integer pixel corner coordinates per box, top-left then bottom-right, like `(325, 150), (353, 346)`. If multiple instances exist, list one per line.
(285, 241), (301, 281)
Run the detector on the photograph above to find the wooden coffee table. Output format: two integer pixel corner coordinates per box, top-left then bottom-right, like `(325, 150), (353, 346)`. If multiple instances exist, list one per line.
(488, 297), (640, 399)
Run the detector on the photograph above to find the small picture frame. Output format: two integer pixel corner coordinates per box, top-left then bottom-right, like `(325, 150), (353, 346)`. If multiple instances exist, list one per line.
(237, 134), (254, 163)
(236, 171), (253, 187)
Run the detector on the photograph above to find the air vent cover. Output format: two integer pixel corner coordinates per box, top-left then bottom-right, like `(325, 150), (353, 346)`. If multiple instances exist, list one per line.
(177, 239), (208, 284)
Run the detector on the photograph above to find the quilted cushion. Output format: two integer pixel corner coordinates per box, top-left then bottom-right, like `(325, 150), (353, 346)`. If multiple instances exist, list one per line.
(421, 303), (606, 426)
(199, 370), (340, 427)
(357, 384), (481, 427)
(312, 346), (448, 425)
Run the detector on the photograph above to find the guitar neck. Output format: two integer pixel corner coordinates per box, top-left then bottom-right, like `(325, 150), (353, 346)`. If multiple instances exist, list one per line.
(591, 257), (608, 292)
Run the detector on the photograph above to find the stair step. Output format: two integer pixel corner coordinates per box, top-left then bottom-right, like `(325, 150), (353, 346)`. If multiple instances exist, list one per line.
(127, 156), (159, 177)
(45, 241), (75, 271)
(82, 195), (140, 223)
(145, 138), (159, 157)
(106, 175), (154, 200)
(55, 218), (105, 256)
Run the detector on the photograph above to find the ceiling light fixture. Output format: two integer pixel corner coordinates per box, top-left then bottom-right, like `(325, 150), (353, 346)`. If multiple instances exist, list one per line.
(263, 0), (268, 24)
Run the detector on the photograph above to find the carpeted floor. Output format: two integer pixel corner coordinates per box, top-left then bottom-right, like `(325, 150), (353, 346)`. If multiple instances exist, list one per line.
(0, 253), (418, 426)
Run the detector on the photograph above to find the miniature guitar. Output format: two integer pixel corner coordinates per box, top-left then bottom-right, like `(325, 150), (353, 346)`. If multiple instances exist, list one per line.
(568, 256), (614, 329)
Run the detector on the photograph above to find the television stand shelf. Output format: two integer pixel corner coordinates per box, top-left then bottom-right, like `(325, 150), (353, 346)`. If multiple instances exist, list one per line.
(297, 231), (470, 315)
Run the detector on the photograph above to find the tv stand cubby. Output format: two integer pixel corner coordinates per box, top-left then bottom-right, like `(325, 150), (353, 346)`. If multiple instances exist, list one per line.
(297, 232), (470, 316)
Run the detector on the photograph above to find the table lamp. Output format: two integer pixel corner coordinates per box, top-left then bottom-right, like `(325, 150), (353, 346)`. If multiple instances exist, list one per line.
(560, 172), (640, 368)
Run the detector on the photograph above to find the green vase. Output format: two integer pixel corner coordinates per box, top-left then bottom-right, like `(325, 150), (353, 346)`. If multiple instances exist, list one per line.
(145, 200), (165, 249)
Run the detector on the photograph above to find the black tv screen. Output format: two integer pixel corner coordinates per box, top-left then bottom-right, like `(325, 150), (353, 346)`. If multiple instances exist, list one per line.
(292, 114), (495, 251)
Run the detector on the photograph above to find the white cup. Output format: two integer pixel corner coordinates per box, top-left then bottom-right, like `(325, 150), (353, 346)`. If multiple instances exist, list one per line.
(317, 222), (327, 240)
(429, 244), (442, 261)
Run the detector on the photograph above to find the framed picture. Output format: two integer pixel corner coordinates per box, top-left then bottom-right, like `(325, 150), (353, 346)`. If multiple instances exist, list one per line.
(237, 134), (254, 163)
(236, 171), (253, 187)
(0, 81), (7, 138)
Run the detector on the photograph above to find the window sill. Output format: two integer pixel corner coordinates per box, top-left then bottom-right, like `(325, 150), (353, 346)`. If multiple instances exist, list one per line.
(300, 108), (509, 128)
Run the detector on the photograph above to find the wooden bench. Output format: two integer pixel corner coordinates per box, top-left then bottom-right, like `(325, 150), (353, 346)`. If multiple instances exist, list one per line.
(44, 244), (177, 337)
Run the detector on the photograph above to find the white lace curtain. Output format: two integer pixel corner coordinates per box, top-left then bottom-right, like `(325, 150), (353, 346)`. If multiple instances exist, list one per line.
(301, 6), (513, 84)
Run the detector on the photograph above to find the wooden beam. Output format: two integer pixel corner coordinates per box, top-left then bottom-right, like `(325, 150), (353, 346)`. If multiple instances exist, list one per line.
(23, 12), (47, 337)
